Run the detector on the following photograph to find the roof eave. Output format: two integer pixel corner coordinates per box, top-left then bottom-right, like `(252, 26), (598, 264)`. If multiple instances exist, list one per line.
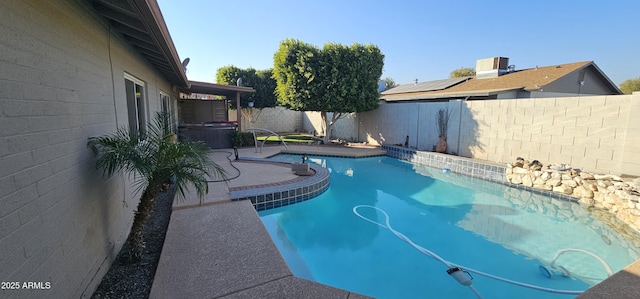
(89, 0), (189, 88)
(382, 87), (523, 101)
(130, 0), (188, 88)
(184, 81), (256, 98)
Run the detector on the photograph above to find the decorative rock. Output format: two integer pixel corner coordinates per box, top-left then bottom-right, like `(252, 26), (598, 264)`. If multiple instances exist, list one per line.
(611, 174), (623, 181)
(533, 177), (546, 186)
(594, 174), (608, 180)
(598, 180), (613, 188)
(546, 178), (561, 187)
(541, 172), (550, 180)
(512, 167), (529, 174)
(534, 184), (552, 191)
(615, 189), (632, 200)
(594, 174), (623, 181)
(573, 186), (594, 199)
(573, 176), (583, 185)
(583, 181), (598, 192)
(579, 197), (595, 207)
(553, 185), (573, 194)
(604, 193), (619, 204)
(580, 172), (595, 180)
(506, 157), (640, 233)
(561, 180), (578, 188)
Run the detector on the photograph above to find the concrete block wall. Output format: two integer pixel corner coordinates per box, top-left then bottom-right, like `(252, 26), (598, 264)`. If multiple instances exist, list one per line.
(357, 93), (639, 176)
(621, 92), (640, 176)
(358, 102), (413, 146)
(229, 106), (302, 133)
(0, 0), (175, 298)
(357, 101), (452, 149)
(461, 95), (636, 175)
(301, 111), (360, 141)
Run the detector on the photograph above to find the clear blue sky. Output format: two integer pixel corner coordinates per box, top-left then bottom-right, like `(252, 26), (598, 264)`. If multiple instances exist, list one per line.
(157, 0), (639, 85)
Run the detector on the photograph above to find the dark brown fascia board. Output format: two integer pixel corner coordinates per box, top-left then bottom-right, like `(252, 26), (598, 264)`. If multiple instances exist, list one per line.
(185, 81), (256, 98)
(128, 0), (189, 88)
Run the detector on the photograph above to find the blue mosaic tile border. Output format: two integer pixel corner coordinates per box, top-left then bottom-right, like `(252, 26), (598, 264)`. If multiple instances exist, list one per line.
(230, 163), (330, 211)
(383, 145), (506, 182)
(382, 144), (579, 203)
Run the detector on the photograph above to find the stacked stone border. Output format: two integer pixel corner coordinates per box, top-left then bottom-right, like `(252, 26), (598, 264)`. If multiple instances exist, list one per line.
(505, 158), (640, 232)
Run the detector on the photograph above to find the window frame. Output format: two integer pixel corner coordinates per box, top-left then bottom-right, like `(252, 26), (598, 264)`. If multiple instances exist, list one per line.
(124, 73), (147, 137)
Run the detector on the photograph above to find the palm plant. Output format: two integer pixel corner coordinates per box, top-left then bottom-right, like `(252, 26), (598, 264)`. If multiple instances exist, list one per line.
(88, 112), (226, 261)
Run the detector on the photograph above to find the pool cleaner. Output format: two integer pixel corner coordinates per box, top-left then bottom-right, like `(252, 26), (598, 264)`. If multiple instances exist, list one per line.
(352, 205), (588, 298)
(539, 265), (570, 279)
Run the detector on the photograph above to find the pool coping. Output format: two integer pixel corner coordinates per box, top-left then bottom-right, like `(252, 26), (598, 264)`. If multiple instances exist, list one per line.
(229, 159), (331, 211)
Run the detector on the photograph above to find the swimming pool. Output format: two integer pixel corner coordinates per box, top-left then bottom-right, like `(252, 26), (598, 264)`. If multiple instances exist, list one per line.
(258, 154), (640, 298)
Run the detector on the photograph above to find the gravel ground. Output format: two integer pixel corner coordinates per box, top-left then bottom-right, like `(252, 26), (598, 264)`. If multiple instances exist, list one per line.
(91, 187), (175, 299)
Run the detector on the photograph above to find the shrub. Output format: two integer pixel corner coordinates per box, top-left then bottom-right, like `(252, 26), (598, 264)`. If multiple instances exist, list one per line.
(232, 131), (255, 147)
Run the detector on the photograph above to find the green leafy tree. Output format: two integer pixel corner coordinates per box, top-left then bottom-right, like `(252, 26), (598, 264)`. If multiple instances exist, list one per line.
(216, 66), (277, 109)
(273, 39), (384, 143)
(619, 76), (640, 94)
(88, 112), (226, 261)
(383, 77), (397, 90)
(217, 66), (277, 129)
(449, 67), (476, 78)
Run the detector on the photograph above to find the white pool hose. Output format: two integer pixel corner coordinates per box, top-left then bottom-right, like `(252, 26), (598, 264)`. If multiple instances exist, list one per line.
(352, 205), (591, 297)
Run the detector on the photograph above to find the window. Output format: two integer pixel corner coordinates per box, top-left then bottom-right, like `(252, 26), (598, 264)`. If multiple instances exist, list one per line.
(124, 74), (146, 136)
(160, 91), (176, 132)
(160, 91), (172, 117)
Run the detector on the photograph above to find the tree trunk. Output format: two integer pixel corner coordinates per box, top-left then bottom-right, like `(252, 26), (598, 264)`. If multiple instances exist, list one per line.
(126, 185), (157, 262)
(321, 112), (346, 144)
(321, 112), (331, 144)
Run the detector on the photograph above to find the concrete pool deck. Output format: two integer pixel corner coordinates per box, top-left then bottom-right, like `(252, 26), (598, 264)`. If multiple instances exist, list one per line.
(150, 144), (640, 298)
(150, 145), (383, 298)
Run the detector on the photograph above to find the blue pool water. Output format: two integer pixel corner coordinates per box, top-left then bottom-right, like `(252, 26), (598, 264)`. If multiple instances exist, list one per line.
(258, 155), (640, 299)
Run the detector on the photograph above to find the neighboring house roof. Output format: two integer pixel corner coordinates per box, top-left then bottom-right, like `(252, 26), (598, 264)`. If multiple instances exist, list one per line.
(382, 61), (622, 102)
(88, 0), (189, 88)
(381, 77), (471, 94)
